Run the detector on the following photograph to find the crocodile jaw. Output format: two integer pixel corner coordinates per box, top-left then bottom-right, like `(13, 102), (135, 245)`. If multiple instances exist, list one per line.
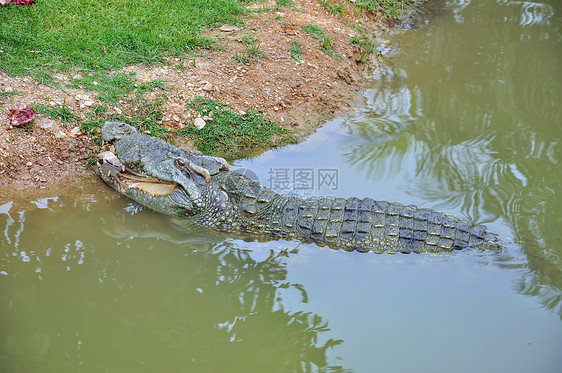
(98, 160), (178, 196)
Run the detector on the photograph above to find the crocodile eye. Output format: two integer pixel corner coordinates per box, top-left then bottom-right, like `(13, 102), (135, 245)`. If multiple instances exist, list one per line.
(174, 158), (188, 169)
(116, 123), (134, 134)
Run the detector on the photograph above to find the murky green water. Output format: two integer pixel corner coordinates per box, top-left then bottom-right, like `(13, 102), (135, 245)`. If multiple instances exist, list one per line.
(2, 0), (562, 372)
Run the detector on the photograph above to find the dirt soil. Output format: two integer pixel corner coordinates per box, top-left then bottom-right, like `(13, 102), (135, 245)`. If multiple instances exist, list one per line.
(1, 1), (396, 196)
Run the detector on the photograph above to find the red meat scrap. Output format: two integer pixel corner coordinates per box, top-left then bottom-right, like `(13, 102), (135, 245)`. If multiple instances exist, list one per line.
(7, 107), (36, 127)
(0, 0), (36, 6)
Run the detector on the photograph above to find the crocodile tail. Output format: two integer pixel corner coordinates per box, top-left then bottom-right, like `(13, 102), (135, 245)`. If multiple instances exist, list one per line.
(286, 197), (500, 254)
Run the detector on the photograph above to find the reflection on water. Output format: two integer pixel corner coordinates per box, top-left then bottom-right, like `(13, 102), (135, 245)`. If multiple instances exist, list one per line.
(0, 190), (347, 372)
(2, 0), (562, 371)
(3, 187), (560, 372)
(337, 0), (561, 316)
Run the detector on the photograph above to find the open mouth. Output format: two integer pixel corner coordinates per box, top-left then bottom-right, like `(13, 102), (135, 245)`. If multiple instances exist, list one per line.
(98, 151), (178, 196)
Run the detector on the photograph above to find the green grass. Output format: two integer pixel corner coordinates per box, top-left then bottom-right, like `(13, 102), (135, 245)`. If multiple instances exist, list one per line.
(354, 0), (407, 19)
(320, 0), (345, 15)
(350, 31), (380, 62)
(232, 32), (265, 63)
(79, 78), (168, 142)
(233, 43), (265, 64)
(68, 72), (166, 105)
(84, 154), (99, 170)
(350, 35), (378, 54)
(320, 36), (343, 60)
(178, 96), (297, 158)
(236, 33), (259, 45)
(244, 0), (295, 12)
(275, 0), (294, 7)
(32, 99), (77, 126)
(0, 0), (246, 77)
(80, 94), (297, 158)
(302, 24), (326, 40)
(289, 41), (303, 62)
(302, 24), (342, 60)
(0, 89), (20, 100)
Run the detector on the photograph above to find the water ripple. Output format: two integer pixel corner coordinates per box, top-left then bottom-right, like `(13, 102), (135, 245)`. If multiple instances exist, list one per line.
(500, 1), (555, 27)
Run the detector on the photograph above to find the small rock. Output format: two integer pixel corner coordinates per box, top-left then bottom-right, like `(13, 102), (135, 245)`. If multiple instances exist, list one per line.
(202, 82), (213, 91)
(83, 100), (94, 107)
(219, 24), (240, 32)
(26, 162), (32, 166)
(70, 127), (81, 136)
(38, 119), (54, 129)
(172, 114), (180, 122)
(193, 117), (206, 130)
(55, 131), (66, 138)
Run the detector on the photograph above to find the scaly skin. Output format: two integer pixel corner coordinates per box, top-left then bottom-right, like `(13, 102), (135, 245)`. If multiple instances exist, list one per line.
(98, 122), (500, 254)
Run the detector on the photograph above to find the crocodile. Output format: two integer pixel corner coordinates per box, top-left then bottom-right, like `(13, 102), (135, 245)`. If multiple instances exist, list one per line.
(98, 122), (500, 254)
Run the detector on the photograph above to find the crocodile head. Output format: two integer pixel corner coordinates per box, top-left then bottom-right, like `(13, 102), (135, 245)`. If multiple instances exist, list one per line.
(98, 122), (230, 218)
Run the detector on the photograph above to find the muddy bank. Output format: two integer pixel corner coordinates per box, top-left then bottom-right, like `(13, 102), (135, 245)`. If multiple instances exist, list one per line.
(0, 1), (413, 194)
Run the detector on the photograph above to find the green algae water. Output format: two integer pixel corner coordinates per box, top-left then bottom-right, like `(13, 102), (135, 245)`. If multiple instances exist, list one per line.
(2, 0), (562, 371)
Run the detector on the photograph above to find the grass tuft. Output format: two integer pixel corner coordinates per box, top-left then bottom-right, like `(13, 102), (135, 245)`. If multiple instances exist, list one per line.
(275, 0), (294, 7)
(33, 99), (76, 126)
(350, 31), (380, 61)
(0, 89), (20, 100)
(233, 43), (265, 64)
(302, 24), (326, 40)
(320, 36), (343, 60)
(320, 0), (345, 15)
(179, 96), (297, 158)
(354, 0), (407, 19)
(69, 72), (166, 105)
(289, 41), (303, 62)
(303, 24), (342, 60)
